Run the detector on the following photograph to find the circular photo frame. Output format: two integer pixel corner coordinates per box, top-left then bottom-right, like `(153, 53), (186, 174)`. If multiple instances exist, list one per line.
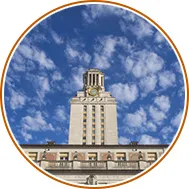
(0, 1), (188, 188)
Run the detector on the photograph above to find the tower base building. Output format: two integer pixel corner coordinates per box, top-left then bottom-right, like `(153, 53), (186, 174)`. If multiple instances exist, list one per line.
(21, 69), (168, 185)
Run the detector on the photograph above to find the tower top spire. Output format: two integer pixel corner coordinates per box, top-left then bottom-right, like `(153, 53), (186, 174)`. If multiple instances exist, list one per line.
(83, 68), (105, 93)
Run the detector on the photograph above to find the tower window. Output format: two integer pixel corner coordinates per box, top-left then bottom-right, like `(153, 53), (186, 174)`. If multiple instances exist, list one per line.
(100, 106), (104, 111)
(89, 74), (92, 85)
(88, 153), (97, 161)
(28, 152), (37, 161)
(59, 152), (69, 161)
(116, 153), (126, 161)
(83, 105), (87, 145)
(97, 74), (99, 85)
(93, 74), (95, 85)
(147, 152), (157, 161)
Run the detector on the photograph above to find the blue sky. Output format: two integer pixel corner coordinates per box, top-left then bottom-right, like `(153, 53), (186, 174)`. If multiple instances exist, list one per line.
(4, 4), (185, 145)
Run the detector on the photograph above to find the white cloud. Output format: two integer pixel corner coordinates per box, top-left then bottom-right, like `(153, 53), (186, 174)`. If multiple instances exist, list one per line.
(172, 61), (182, 74)
(63, 66), (86, 94)
(50, 30), (64, 44)
(12, 51), (26, 72)
(125, 108), (147, 127)
(17, 44), (55, 70)
(109, 83), (138, 104)
(160, 126), (174, 140)
(154, 95), (170, 112)
(82, 4), (153, 39)
(54, 105), (67, 122)
(138, 134), (160, 144)
(158, 71), (176, 89)
(82, 4), (126, 23)
(149, 105), (166, 124)
(123, 50), (164, 78)
(128, 19), (154, 39)
(51, 71), (63, 81)
(146, 121), (157, 132)
(9, 88), (27, 110)
(64, 40), (91, 65)
(93, 53), (110, 69)
(36, 76), (50, 101)
(119, 136), (130, 144)
(154, 31), (166, 43)
(93, 35), (130, 70)
(21, 111), (54, 132)
(139, 74), (157, 95)
(171, 110), (183, 127)
(20, 130), (33, 142)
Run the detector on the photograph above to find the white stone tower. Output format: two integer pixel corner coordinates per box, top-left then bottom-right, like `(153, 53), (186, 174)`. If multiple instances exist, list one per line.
(68, 68), (118, 145)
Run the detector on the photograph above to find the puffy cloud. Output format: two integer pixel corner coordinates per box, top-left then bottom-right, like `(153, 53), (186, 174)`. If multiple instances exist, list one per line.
(146, 121), (157, 132)
(51, 71), (63, 81)
(20, 130), (33, 142)
(154, 31), (166, 43)
(64, 39), (91, 65)
(121, 18), (154, 39)
(11, 51), (26, 72)
(63, 66), (86, 94)
(50, 30), (64, 44)
(93, 53), (110, 69)
(36, 76), (50, 102)
(54, 105), (67, 122)
(154, 95), (170, 112)
(139, 74), (157, 95)
(82, 4), (126, 23)
(82, 4), (153, 39)
(158, 71), (176, 89)
(139, 134), (160, 144)
(24, 74), (51, 105)
(171, 110), (183, 127)
(149, 105), (166, 124)
(125, 108), (146, 127)
(93, 35), (130, 70)
(123, 50), (164, 78)
(8, 88), (27, 110)
(17, 44), (55, 70)
(109, 83), (138, 104)
(160, 126), (174, 140)
(119, 136), (130, 144)
(20, 111), (55, 142)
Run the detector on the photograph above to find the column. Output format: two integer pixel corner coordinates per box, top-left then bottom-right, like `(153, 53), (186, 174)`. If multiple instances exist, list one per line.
(97, 74), (99, 85)
(88, 73), (90, 85)
(91, 74), (93, 85)
(95, 105), (101, 145)
(86, 105), (92, 144)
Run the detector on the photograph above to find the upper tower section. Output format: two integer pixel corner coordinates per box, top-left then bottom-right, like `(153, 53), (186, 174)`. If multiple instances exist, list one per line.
(83, 69), (105, 96)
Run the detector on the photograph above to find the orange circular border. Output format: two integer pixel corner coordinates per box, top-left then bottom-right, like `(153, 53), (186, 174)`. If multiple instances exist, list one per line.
(0, 0), (188, 189)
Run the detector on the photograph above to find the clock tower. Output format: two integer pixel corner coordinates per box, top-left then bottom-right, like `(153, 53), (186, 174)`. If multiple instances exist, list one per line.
(68, 68), (118, 145)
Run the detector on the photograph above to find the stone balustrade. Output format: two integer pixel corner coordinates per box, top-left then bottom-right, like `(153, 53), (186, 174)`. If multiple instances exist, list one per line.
(40, 160), (155, 170)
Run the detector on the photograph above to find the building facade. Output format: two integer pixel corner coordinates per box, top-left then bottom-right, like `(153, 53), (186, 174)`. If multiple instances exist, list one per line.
(21, 69), (168, 186)
(69, 68), (118, 145)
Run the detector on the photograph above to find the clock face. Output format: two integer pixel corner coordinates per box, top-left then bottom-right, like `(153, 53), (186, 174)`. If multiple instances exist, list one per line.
(88, 88), (98, 96)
